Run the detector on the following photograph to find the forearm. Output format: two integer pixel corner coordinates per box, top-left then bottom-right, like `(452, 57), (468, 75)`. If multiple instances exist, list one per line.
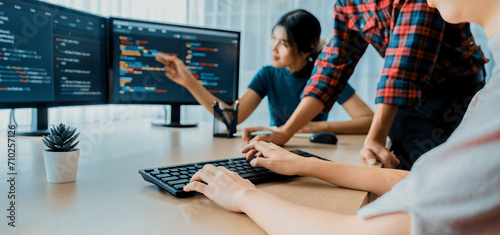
(186, 82), (232, 114)
(239, 188), (410, 235)
(301, 158), (408, 196)
(280, 97), (325, 136)
(365, 104), (399, 144)
(325, 116), (373, 134)
(239, 189), (358, 235)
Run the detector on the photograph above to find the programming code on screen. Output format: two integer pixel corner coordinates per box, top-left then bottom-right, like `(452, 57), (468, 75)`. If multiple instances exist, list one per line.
(111, 19), (239, 103)
(0, 0), (107, 104)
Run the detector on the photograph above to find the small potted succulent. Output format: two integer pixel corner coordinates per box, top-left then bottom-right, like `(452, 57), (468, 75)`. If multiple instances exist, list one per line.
(42, 123), (80, 183)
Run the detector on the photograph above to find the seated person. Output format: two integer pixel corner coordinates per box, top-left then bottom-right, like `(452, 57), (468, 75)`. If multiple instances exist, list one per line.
(182, 1), (500, 233)
(156, 9), (373, 133)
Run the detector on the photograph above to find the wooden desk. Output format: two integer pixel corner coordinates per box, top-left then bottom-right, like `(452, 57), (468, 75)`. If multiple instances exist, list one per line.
(0, 120), (377, 234)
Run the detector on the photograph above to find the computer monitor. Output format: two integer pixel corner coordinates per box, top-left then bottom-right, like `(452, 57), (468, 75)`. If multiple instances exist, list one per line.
(109, 17), (240, 127)
(0, 0), (108, 135)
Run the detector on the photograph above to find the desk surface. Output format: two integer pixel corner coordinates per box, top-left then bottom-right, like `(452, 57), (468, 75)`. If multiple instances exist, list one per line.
(0, 120), (377, 234)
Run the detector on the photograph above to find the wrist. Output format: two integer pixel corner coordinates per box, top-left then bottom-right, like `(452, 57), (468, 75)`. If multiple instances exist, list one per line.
(364, 134), (387, 146)
(297, 157), (318, 176)
(278, 125), (296, 139)
(184, 75), (199, 90)
(236, 188), (265, 212)
(324, 121), (334, 132)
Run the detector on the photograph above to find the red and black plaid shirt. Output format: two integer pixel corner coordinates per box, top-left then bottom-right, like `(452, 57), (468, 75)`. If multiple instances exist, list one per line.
(304, 0), (488, 110)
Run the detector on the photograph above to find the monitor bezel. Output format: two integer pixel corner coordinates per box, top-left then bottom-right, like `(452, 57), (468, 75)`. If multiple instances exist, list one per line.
(0, 0), (109, 109)
(108, 17), (240, 106)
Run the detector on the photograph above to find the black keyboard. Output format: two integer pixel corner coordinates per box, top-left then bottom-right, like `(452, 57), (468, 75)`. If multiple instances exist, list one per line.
(139, 150), (329, 198)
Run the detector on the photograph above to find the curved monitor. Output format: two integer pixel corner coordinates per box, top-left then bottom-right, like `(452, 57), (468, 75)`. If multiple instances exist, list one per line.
(109, 17), (240, 127)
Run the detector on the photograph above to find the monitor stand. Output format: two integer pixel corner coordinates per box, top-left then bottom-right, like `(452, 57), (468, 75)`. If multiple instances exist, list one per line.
(152, 104), (198, 128)
(16, 107), (50, 136)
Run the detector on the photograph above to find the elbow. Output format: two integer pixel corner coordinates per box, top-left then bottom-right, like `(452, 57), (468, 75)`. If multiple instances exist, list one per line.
(236, 115), (248, 124)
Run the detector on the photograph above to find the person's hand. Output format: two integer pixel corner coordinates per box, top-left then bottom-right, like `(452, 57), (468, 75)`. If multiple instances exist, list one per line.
(155, 53), (197, 88)
(360, 141), (399, 168)
(241, 141), (311, 176)
(242, 126), (291, 146)
(297, 121), (328, 133)
(184, 164), (257, 213)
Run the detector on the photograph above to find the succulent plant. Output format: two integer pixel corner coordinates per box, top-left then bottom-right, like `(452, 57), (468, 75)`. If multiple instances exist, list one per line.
(42, 123), (80, 152)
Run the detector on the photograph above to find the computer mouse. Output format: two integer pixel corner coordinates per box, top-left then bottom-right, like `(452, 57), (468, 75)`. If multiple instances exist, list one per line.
(309, 132), (338, 145)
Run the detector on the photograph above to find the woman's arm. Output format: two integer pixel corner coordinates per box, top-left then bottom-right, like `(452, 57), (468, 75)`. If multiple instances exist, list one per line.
(156, 54), (262, 123)
(239, 188), (410, 235)
(299, 94), (374, 134)
(186, 81), (263, 124)
(242, 141), (409, 196)
(184, 164), (410, 235)
(303, 159), (408, 197)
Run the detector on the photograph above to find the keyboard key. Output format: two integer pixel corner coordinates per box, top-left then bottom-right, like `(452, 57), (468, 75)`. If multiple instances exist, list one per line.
(156, 173), (171, 178)
(161, 176), (179, 182)
(239, 172), (263, 178)
(194, 163), (204, 168)
(150, 171), (161, 176)
(168, 179), (189, 185)
(173, 184), (186, 190)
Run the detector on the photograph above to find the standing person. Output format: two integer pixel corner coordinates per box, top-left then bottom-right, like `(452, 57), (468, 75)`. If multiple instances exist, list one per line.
(183, 1), (500, 233)
(156, 9), (373, 133)
(243, 0), (487, 169)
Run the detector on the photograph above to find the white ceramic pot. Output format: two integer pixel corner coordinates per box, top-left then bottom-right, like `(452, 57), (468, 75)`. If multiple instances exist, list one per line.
(43, 149), (80, 183)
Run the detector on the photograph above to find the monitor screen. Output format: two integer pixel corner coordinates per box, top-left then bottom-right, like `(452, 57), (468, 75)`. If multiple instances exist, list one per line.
(110, 18), (240, 104)
(0, 0), (107, 107)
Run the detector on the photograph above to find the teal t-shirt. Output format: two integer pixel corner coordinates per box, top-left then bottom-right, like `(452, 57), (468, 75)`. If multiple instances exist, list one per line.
(248, 63), (356, 127)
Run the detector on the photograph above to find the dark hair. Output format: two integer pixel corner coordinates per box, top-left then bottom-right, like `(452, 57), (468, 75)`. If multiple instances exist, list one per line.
(273, 9), (321, 62)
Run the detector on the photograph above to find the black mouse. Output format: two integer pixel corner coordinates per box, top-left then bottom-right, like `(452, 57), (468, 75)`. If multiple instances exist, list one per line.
(309, 132), (338, 145)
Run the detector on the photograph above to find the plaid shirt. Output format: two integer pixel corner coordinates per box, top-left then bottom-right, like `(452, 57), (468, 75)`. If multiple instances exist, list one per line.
(304, 0), (488, 110)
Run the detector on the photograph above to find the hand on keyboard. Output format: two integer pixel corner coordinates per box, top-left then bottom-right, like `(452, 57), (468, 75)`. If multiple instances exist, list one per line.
(139, 148), (328, 197)
(184, 164), (257, 213)
(242, 141), (314, 176)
